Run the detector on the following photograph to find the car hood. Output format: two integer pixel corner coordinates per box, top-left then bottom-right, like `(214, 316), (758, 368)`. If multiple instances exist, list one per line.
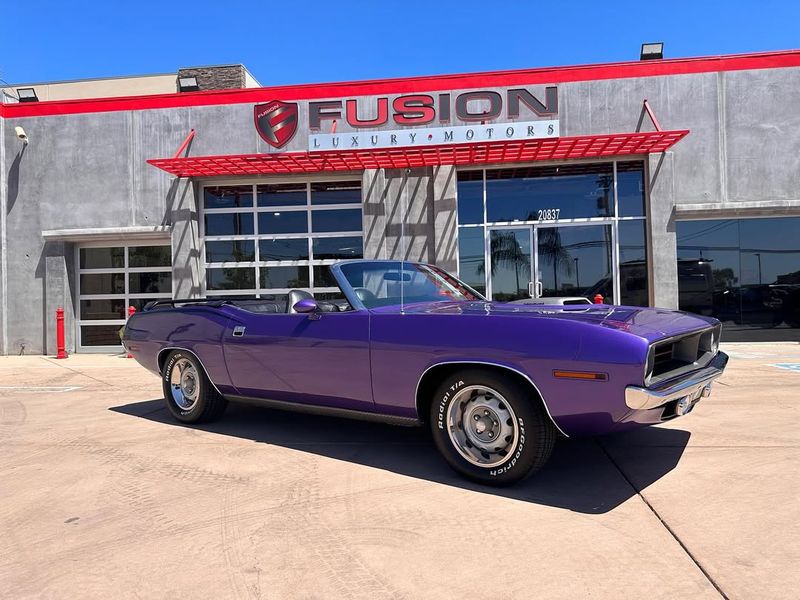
(372, 301), (717, 343)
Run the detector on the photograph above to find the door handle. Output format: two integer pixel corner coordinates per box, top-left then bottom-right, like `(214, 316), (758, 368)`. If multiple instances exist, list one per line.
(232, 326), (246, 337)
(528, 281), (534, 298)
(536, 281), (543, 297)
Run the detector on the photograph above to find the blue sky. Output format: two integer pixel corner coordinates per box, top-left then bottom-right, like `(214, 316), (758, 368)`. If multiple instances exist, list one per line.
(3, 1), (799, 86)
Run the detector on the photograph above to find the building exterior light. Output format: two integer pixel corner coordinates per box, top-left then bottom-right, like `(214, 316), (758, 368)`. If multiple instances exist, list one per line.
(177, 76), (199, 92)
(17, 87), (38, 102)
(640, 43), (664, 61)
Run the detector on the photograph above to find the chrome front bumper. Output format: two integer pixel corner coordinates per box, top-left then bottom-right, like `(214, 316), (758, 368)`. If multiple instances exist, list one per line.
(625, 351), (729, 411)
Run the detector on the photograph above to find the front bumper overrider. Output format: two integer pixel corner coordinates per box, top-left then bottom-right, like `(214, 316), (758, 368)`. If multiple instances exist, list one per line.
(624, 351), (729, 411)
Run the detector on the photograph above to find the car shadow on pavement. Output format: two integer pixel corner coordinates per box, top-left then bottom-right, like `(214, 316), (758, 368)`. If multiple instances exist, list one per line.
(110, 399), (691, 515)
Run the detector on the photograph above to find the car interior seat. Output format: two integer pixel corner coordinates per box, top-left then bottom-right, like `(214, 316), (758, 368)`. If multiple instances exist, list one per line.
(353, 287), (378, 306)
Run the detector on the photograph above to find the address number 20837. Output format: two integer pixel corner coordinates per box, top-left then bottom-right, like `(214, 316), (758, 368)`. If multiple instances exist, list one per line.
(537, 208), (561, 221)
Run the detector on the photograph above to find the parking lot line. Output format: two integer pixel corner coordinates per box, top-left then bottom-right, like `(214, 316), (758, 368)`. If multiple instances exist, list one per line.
(0, 386), (82, 392)
(769, 363), (800, 373)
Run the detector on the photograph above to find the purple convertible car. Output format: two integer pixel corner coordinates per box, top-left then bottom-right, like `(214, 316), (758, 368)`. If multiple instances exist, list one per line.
(122, 259), (728, 486)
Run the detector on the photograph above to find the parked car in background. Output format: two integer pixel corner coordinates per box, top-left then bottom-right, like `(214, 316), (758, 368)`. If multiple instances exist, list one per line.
(123, 260), (728, 486)
(586, 258), (715, 312)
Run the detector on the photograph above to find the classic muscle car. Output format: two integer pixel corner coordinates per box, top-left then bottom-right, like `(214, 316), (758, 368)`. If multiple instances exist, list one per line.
(122, 259), (728, 486)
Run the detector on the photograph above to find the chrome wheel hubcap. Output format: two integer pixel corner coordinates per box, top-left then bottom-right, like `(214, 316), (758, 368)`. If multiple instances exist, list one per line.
(170, 358), (199, 411)
(446, 385), (519, 468)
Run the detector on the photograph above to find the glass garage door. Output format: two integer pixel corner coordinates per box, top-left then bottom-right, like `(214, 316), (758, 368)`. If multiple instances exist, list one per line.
(201, 180), (363, 305)
(77, 244), (172, 351)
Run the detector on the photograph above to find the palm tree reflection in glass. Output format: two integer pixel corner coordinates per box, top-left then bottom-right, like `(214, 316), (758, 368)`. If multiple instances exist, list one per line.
(538, 228), (574, 295)
(481, 231), (531, 301)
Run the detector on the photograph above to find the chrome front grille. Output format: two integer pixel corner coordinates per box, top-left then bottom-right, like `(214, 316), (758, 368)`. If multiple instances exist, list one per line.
(645, 324), (721, 387)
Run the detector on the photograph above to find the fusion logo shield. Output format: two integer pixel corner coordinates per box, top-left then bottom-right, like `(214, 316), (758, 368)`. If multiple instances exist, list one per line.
(254, 101), (299, 148)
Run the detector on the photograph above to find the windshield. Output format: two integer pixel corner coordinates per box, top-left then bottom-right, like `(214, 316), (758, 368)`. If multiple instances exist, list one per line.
(339, 261), (484, 309)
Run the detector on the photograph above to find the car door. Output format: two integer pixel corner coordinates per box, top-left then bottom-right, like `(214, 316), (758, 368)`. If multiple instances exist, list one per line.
(222, 309), (374, 412)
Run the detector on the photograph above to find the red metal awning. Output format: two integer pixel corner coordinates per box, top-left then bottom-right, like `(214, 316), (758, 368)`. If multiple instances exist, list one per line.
(147, 130), (688, 178)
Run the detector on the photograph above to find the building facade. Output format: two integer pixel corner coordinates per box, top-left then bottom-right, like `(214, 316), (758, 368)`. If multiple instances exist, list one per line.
(1, 50), (799, 355)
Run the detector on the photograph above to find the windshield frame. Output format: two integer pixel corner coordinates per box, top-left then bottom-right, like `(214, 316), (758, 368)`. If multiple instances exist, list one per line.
(330, 259), (486, 311)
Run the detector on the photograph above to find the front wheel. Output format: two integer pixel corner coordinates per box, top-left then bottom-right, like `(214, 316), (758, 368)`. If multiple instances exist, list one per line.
(429, 370), (556, 486)
(162, 350), (227, 423)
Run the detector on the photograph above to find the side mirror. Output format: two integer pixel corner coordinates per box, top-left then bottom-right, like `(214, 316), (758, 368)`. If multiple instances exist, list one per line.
(293, 298), (319, 314)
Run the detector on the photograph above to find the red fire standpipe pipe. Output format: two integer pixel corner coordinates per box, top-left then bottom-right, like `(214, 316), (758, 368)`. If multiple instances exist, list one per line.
(126, 306), (136, 358)
(593, 294), (604, 304)
(55, 307), (68, 359)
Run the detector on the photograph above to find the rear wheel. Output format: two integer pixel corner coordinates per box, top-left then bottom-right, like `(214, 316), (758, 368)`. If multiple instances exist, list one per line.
(429, 369), (556, 486)
(162, 350), (227, 423)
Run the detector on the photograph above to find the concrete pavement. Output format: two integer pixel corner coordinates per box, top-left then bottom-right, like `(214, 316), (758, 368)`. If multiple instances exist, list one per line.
(0, 343), (798, 599)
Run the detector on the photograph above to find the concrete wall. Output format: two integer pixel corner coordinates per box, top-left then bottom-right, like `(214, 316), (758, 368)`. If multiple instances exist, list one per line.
(0, 96), (287, 353)
(359, 166), (456, 270)
(2, 65), (799, 353)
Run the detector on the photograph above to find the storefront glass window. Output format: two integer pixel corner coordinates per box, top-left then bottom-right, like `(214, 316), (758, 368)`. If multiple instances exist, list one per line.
(80, 273), (125, 295)
(79, 298), (126, 321)
(204, 213), (254, 236)
(257, 183), (307, 207)
(258, 211), (308, 234)
(128, 272), (172, 294)
(202, 181), (363, 298)
(80, 325), (126, 347)
(310, 181), (362, 205)
(205, 185), (253, 209)
(616, 162), (646, 217)
(128, 246), (171, 268)
(206, 267), (256, 291)
(260, 266), (310, 289)
(539, 225), (614, 302)
(80, 247), (124, 269)
(258, 239), (309, 261)
(485, 164), (614, 222)
(618, 220), (649, 306)
(457, 171), (484, 225)
(311, 209), (362, 233)
(456, 227), (486, 295)
(489, 229), (531, 301)
(312, 265), (339, 288)
(206, 240), (256, 263)
(457, 161), (648, 304)
(676, 217), (800, 341)
(312, 236), (364, 260)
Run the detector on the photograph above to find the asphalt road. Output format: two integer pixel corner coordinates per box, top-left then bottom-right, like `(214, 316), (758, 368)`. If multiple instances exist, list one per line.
(0, 343), (798, 599)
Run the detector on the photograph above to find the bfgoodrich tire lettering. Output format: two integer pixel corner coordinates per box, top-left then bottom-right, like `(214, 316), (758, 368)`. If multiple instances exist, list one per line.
(429, 369), (556, 486)
(162, 350), (227, 424)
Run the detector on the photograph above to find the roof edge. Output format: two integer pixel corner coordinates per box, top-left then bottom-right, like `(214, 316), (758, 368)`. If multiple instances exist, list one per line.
(3, 49), (800, 119)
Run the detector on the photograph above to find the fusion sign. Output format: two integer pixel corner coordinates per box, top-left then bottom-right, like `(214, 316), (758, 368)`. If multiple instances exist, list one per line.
(253, 86), (559, 150)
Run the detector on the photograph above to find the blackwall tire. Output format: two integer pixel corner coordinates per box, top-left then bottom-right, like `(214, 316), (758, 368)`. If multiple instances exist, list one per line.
(162, 350), (227, 424)
(429, 369), (556, 486)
